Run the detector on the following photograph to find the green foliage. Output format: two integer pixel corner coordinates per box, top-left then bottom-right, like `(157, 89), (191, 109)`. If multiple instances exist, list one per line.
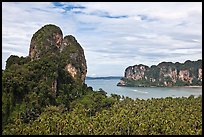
(191, 78), (202, 86)
(70, 90), (116, 116)
(173, 79), (190, 86)
(147, 65), (160, 79)
(2, 52), (85, 128)
(122, 78), (152, 87)
(3, 95), (202, 135)
(111, 93), (121, 101)
(6, 55), (30, 69)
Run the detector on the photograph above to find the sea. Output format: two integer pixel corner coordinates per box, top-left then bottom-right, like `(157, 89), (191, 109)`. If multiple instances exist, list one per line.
(85, 78), (202, 99)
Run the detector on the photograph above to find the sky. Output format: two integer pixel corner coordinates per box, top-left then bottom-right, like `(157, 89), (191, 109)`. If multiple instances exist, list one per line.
(2, 2), (202, 77)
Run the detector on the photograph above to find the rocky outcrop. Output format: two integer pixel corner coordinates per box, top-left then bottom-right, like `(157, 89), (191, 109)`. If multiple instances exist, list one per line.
(178, 70), (193, 83)
(65, 64), (78, 80)
(198, 68), (202, 81)
(29, 24), (63, 60)
(117, 60), (202, 87)
(61, 35), (87, 83)
(125, 65), (148, 80)
(29, 24), (87, 85)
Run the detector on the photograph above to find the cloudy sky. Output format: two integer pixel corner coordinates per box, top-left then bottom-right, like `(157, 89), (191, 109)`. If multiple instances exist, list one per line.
(2, 2), (202, 77)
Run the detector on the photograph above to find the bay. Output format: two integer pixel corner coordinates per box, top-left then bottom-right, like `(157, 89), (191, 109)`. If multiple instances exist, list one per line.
(85, 78), (202, 99)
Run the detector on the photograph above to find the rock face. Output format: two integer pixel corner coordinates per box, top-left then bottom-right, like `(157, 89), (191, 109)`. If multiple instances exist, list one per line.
(29, 24), (63, 60)
(198, 68), (202, 81)
(61, 35), (87, 83)
(29, 24), (87, 88)
(125, 65), (148, 80)
(117, 60), (202, 87)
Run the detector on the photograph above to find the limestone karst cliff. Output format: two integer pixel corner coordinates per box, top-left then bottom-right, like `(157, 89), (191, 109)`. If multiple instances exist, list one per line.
(117, 60), (202, 87)
(29, 25), (63, 60)
(29, 24), (87, 85)
(61, 35), (87, 83)
(2, 24), (88, 126)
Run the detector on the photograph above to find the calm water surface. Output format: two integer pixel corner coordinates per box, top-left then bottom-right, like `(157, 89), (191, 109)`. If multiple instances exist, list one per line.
(85, 78), (202, 99)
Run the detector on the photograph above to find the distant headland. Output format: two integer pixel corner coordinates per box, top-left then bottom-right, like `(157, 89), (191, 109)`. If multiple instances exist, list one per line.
(117, 60), (202, 87)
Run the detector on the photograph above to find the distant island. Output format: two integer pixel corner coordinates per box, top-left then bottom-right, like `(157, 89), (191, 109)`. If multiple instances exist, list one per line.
(117, 60), (202, 87)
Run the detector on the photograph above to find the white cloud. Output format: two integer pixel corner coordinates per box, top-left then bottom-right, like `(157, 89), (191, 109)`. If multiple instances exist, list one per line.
(2, 2), (202, 77)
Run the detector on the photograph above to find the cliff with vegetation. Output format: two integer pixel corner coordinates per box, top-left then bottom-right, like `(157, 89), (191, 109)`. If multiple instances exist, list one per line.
(117, 60), (202, 87)
(28, 24), (87, 84)
(2, 24), (89, 129)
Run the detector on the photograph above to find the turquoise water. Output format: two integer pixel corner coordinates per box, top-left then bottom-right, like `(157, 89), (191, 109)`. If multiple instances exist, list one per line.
(85, 78), (202, 99)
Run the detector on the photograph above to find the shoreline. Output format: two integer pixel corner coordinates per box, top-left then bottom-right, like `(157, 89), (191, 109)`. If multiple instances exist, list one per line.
(117, 85), (202, 88)
(173, 86), (202, 88)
